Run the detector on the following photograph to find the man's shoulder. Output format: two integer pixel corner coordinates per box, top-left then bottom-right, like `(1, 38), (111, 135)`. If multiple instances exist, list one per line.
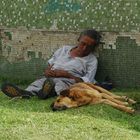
(55, 45), (73, 52)
(60, 45), (75, 52)
(87, 53), (98, 63)
(55, 45), (74, 55)
(62, 45), (75, 49)
(85, 52), (96, 59)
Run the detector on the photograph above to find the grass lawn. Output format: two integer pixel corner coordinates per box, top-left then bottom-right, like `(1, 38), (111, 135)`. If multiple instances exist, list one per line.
(0, 88), (140, 140)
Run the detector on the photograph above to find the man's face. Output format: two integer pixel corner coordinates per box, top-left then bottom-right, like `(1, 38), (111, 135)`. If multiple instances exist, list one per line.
(77, 35), (96, 56)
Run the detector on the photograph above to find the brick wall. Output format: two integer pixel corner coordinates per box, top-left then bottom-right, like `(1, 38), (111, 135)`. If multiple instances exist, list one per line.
(0, 28), (140, 87)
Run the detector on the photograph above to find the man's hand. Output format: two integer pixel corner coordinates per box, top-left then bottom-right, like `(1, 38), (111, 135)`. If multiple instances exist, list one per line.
(44, 65), (54, 77)
(55, 69), (71, 77)
(45, 67), (71, 78)
(44, 66), (83, 83)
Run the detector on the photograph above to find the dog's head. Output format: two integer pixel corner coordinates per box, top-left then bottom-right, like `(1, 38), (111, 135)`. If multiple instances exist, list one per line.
(51, 89), (78, 111)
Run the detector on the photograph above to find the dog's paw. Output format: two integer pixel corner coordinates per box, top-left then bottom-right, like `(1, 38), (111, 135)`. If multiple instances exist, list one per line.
(122, 96), (136, 104)
(128, 108), (135, 114)
(124, 102), (129, 106)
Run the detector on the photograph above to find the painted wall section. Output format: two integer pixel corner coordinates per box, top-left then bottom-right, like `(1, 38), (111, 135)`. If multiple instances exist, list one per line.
(0, 28), (140, 87)
(0, 0), (140, 32)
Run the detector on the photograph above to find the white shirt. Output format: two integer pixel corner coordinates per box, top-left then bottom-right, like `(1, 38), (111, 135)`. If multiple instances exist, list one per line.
(48, 45), (98, 94)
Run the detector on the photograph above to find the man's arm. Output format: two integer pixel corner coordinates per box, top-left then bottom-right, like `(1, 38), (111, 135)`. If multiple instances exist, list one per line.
(44, 68), (83, 83)
(80, 57), (98, 83)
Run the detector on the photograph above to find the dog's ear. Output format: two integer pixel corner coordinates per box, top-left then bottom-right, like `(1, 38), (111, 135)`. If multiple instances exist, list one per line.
(60, 89), (70, 97)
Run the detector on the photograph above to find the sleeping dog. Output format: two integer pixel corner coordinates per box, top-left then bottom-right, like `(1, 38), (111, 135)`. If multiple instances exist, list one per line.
(51, 82), (136, 114)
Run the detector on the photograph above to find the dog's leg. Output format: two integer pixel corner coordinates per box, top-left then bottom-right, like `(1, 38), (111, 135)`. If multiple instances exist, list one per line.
(101, 92), (129, 106)
(86, 83), (136, 104)
(100, 99), (134, 114)
(72, 83), (123, 100)
(74, 85), (128, 106)
(120, 96), (136, 104)
(107, 94), (136, 104)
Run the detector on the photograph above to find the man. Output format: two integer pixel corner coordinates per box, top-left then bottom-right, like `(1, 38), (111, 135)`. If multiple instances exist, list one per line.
(1, 29), (102, 99)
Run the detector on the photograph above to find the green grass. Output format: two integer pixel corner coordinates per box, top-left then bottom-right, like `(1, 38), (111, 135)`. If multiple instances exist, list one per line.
(0, 89), (140, 140)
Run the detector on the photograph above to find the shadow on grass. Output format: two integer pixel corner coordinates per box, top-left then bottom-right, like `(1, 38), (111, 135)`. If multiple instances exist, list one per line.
(0, 89), (140, 133)
(0, 93), (55, 113)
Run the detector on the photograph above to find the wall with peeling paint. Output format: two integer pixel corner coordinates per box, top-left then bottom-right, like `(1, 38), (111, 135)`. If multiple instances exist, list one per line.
(0, 0), (140, 87)
(96, 35), (140, 88)
(0, 28), (140, 87)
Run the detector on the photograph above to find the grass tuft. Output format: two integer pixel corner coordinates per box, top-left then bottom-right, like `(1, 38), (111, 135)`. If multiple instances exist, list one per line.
(0, 89), (140, 140)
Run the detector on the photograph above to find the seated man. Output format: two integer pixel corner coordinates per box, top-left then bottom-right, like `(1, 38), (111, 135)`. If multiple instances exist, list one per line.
(1, 29), (102, 99)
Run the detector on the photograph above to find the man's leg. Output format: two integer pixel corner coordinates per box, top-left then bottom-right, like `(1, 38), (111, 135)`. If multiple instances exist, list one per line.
(25, 77), (46, 95)
(1, 77), (47, 98)
(34, 78), (56, 99)
(1, 82), (33, 98)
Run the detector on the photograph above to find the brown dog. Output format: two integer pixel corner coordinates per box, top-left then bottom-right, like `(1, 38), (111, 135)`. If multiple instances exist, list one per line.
(51, 82), (136, 113)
